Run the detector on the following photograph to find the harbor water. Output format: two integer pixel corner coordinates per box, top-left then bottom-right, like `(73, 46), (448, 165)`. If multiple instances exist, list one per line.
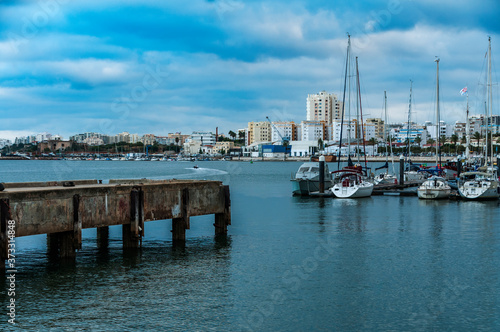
(1, 160), (500, 331)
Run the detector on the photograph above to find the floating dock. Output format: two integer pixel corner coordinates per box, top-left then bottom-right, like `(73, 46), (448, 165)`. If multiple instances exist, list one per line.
(0, 179), (231, 265)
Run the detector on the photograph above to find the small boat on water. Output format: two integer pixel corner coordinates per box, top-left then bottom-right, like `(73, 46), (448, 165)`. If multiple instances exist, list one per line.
(330, 167), (374, 198)
(417, 176), (451, 199)
(193, 165), (199, 169)
(291, 162), (333, 196)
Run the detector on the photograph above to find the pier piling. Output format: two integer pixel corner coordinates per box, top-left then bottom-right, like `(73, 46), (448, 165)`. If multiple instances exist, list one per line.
(214, 185), (231, 235)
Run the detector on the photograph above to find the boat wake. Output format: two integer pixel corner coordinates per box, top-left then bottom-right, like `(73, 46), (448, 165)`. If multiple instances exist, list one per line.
(184, 167), (229, 176)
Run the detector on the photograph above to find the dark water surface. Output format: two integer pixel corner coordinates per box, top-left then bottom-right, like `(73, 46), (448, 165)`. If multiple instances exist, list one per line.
(1, 160), (500, 331)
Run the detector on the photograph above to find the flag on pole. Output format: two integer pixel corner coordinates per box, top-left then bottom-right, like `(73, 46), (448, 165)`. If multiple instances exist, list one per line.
(460, 86), (467, 95)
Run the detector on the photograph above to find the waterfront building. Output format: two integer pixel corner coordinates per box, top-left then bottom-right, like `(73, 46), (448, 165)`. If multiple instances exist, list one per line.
(301, 121), (327, 141)
(306, 91), (342, 124)
(0, 139), (12, 149)
(426, 121), (453, 139)
(246, 122), (271, 145)
(190, 131), (216, 146)
(395, 128), (429, 144)
(331, 120), (357, 141)
(366, 118), (384, 139)
(167, 133), (190, 145)
(271, 121), (297, 143)
(453, 121), (467, 138)
(36, 132), (52, 142)
(83, 136), (104, 146)
(38, 140), (73, 152)
(214, 141), (234, 154)
(70, 132), (103, 143)
(183, 140), (202, 155)
(290, 140), (319, 157)
(141, 134), (156, 146)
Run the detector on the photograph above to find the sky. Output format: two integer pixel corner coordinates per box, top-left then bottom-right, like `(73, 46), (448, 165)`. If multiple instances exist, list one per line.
(0, 0), (499, 141)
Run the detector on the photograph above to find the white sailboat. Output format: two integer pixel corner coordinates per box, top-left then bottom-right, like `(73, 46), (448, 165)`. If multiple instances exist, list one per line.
(374, 91), (398, 185)
(458, 37), (500, 200)
(418, 58), (451, 199)
(331, 36), (373, 198)
(331, 167), (374, 198)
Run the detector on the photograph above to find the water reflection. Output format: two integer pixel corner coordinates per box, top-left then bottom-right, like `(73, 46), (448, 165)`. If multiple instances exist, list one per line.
(12, 236), (233, 330)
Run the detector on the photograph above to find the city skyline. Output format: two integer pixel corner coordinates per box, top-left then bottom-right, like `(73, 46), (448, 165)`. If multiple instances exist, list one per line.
(0, 0), (499, 141)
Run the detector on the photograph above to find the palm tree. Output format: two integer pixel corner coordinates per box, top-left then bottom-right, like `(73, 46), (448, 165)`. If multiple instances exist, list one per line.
(317, 138), (324, 151)
(228, 130), (237, 140)
(427, 138), (435, 153)
(283, 140), (289, 161)
(414, 136), (422, 147)
(175, 137), (180, 153)
(451, 134), (458, 154)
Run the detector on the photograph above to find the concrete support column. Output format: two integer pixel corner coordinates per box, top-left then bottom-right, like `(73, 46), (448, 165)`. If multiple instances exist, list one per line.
(172, 188), (190, 244)
(46, 231), (77, 258)
(45, 195), (81, 259)
(0, 199), (10, 269)
(123, 188), (144, 248)
(97, 226), (109, 249)
(214, 185), (231, 235)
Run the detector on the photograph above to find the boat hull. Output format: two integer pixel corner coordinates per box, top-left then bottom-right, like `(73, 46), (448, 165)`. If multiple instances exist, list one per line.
(458, 181), (500, 200)
(417, 188), (450, 199)
(291, 179), (333, 196)
(331, 182), (374, 198)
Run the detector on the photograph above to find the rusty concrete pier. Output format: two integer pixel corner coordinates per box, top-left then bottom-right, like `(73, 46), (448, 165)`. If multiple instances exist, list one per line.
(0, 179), (231, 264)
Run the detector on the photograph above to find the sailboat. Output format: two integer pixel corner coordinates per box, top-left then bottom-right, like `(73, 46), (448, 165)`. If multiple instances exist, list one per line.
(331, 37), (373, 198)
(458, 37), (500, 200)
(374, 91), (398, 185)
(418, 58), (451, 199)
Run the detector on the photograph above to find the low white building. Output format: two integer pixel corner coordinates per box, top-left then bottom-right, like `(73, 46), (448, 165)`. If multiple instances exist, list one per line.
(190, 131), (216, 146)
(290, 140), (319, 157)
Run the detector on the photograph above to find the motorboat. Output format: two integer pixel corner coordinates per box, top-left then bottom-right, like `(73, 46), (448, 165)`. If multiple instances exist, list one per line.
(291, 162), (333, 196)
(417, 176), (451, 199)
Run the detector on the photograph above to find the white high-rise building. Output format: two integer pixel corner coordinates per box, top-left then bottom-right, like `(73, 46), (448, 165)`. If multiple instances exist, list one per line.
(306, 91), (342, 125)
(271, 122), (296, 143)
(301, 121), (326, 141)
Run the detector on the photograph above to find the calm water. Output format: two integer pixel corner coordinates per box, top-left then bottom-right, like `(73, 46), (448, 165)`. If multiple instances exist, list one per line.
(1, 160), (500, 331)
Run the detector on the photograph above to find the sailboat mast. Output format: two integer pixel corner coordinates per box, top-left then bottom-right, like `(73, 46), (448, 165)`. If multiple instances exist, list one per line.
(355, 56), (360, 164)
(407, 80), (413, 159)
(488, 36), (493, 166)
(386, 91), (396, 174)
(384, 91), (388, 165)
(355, 57), (368, 170)
(484, 101), (488, 166)
(464, 96), (470, 159)
(337, 34), (350, 169)
(435, 58), (440, 168)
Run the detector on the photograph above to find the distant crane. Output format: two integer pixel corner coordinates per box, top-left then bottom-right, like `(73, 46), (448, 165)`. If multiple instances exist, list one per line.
(265, 116), (290, 145)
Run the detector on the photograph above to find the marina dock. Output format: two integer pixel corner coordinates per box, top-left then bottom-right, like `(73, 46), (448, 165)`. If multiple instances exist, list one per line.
(0, 179), (231, 265)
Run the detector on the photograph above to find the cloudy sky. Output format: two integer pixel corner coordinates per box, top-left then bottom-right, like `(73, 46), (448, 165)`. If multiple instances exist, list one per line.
(0, 0), (499, 140)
